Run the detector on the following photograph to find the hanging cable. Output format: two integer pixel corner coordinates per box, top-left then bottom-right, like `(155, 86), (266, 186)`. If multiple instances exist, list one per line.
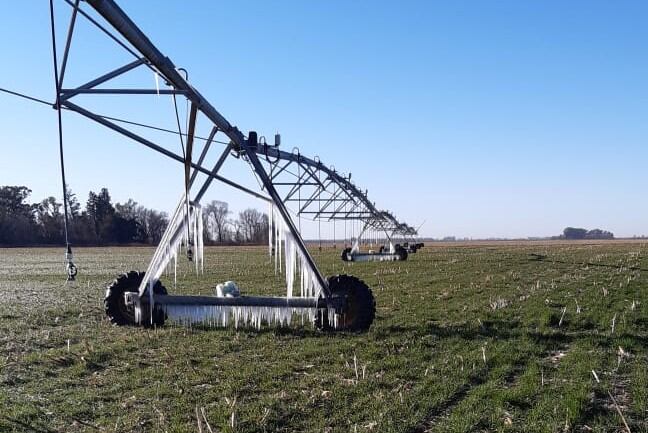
(0, 88), (233, 148)
(0, 87), (51, 106)
(49, 0), (77, 281)
(332, 181), (336, 249)
(295, 149), (302, 234)
(344, 195), (348, 248)
(317, 163), (322, 252)
(171, 92), (193, 260)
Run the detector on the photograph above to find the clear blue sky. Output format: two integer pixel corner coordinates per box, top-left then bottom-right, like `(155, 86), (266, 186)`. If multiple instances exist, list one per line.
(1, 1), (647, 239)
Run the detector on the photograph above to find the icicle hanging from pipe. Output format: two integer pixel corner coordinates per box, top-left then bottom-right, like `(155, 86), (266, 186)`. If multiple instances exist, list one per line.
(268, 203), (274, 258)
(277, 210), (282, 272)
(284, 229), (296, 298)
(137, 193), (204, 296)
(189, 204), (204, 275)
(154, 72), (160, 97)
(164, 305), (322, 329)
(274, 207), (279, 274)
(196, 205), (204, 274)
(274, 219), (279, 275)
(173, 247), (178, 289)
(267, 204), (323, 299)
(192, 205), (198, 274)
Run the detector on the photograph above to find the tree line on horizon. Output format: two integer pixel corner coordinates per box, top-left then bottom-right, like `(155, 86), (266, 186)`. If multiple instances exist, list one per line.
(559, 226), (614, 240)
(0, 185), (269, 247)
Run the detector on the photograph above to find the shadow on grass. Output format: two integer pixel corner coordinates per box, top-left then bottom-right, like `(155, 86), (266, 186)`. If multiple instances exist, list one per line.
(1, 416), (57, 433)
(377, 320), (648, 354)
(407, 373), (488, 433)
(528, 253), (648, 272)
(373, 319), (520, 340)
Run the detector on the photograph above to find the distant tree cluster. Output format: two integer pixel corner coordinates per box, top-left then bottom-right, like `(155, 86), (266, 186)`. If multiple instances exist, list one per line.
(0, 185), (269, 246)
(202, 200), (269, 245)
(561, 227), (614, 240)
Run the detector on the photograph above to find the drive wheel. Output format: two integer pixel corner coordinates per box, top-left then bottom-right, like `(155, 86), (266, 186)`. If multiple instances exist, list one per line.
(316, 274), (375, 332)
(104, 271), (167, 327)
(396, 246), (408, 261)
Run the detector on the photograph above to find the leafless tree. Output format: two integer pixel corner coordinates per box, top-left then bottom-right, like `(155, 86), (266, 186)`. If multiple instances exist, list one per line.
(204, 200), (230, 243)
(237, 208), (268, 244)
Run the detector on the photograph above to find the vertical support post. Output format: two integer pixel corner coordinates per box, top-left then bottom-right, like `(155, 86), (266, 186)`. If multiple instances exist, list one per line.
(184, 102), (198, 189)
(183, 102), (198, 261)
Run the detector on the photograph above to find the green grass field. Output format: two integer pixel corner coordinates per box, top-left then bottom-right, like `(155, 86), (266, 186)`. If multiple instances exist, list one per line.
(1, 242), (647, 432)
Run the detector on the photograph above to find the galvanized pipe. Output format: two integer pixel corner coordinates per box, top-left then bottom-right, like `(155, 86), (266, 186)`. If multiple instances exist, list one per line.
(151, 294), (343, 309)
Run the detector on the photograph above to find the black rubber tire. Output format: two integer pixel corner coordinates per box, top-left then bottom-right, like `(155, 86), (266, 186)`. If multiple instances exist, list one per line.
(396, 246), (408, 261)
(104, 271), (167, 327)
(316, 274), (376, 332)
(341, 247), (352, 262)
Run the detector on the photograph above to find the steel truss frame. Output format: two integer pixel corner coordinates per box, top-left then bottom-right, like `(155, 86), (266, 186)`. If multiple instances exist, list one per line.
(259, 146), (417, 241)
(51, 0), (416, 317)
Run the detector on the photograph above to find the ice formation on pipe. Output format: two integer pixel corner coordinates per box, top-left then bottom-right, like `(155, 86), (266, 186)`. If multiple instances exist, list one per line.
(137, 194), (204, 297)
(163, 304), (337, 329)
(269, 206), (321, 299)
(192, 205), (204, 275)
(136, 196), (327, 327)
(268, 202), (273, 258)
(164, 305), (332, 329)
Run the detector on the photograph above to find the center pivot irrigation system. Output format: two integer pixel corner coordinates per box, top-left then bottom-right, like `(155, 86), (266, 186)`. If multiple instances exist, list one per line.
(9, 0), (422, 331)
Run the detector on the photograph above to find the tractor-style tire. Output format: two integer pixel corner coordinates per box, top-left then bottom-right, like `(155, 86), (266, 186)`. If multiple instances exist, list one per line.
(104, 271), (167, 327)
(316, 274), (376, 332)
(396, 246), (408, 261)
(341, 247), (352, 262)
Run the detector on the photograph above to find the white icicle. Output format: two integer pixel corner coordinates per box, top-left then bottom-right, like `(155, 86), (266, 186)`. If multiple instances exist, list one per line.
(164, 305), (319, 328)
(197, 206), (204, 274)
(268, 203), (274, 258)
(264, 206), (325, 299)
(192, 206), (198, 275)
(278, 214), (283, 272)
(173, 248), (178, 289)
(274, 229), (278, 274)
(300, 259), (305, 298)
(285, 230), (294, 298)
(154, 72), (160, 96)
(138, 194), (188, 293)
(290, 234), (297, 297)
(274, 209), (279, 274)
